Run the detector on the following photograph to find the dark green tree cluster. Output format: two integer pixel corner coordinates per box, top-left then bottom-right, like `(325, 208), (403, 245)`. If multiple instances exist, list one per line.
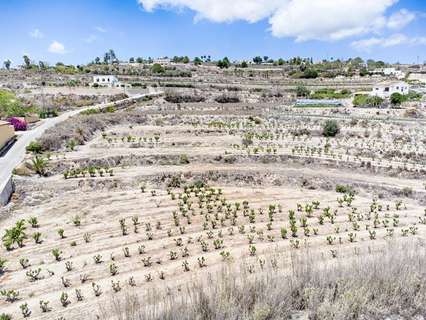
(217, 57), (230, 69)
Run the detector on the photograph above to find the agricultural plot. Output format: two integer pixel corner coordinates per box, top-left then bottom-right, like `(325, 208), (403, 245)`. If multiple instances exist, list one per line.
(1, 91), (426, 320)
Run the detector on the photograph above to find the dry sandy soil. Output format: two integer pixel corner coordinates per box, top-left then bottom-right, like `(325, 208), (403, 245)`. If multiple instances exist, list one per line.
(1, 91), (425, 319)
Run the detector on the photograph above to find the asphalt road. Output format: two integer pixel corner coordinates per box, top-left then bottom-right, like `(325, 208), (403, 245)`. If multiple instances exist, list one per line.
(0, 91), (161, 204)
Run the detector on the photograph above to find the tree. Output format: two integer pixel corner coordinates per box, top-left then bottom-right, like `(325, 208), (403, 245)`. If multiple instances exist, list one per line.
(352, 57), (364, 66)
(23, 55), (31, 69)
(136, 57), (143, 64)
(38, 61), (48, 71)
(302, 69), (318, 79)
(390, 92), (405, 105)
(103, 52), (110, 64)
(217, 57), (230, 69)
(263, 56), (269, 62)
(182, 56), (190, 64)
(277, 58), (284, 65)
(241, 61), (248, 68)
(359, 68), (369, 77)
(109, 49), (117, 63)
(253, 56), (262, 64)
(3, 60), (11, 70)
(151, 63), (165, 74)
(366, 96), (384, 108)
(322, 120), (340, 137)
(193, 57), (202, 65)
(94, 57), (100, 64)
(129, 57), (135, 63)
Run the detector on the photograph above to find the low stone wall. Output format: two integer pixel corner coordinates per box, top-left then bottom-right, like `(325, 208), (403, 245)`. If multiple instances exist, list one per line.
(0, 175), (14, 206)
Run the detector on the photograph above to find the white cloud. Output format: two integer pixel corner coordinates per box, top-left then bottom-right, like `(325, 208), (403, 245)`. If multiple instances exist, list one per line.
(140, 0), (281, 23)
(138, 0), (414, 41)
(95, 26), (107, 33)
(386, 9), (416, 29)
(48, 41), (67, 54)
(29, 29), (44, 39)
(351, 33), (426, 51)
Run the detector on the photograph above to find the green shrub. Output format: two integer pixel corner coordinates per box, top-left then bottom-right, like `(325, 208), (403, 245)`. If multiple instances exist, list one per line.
(151, 63), (165, 74)
(296, 85), (310, 98)
(353, 95), (384, 107)
(26, 141), (43, 154)
(335, 184), (352, 193)
(0, 89), (38, 117)
(390, 93), (404, 105)
(322, 120), (340, 137)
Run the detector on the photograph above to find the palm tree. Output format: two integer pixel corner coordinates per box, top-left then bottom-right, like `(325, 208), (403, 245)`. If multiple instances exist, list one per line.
(3, 59), (11, 70)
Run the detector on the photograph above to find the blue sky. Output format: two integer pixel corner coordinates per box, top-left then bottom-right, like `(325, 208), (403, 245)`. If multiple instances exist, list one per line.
(1, 0), (426, 66)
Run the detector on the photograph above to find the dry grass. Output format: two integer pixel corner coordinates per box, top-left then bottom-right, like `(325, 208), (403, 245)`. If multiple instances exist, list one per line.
(38, 111), (148, 151)
(100, 241), (426, 320)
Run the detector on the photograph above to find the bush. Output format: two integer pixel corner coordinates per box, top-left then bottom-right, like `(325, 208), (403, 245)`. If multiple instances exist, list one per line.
(26, 141), (42, 154)
(296, 85), (310, 98)
(37, 111), (148, 151)
(390, 92), (404, 105)
(335, 184), (352, 193)
(151, 63), (165, 74)
(165, 94), (205, 104)
(310, 88), (351, 99)
(99, 243), (426, 320)
(7, 117), (27, 131)
(302, 69), (318, 79)
(215, 95), (240, 104)
(322, 120), (340, 137)
(0, 89), (37, 117)
(353, 95), (384, 108)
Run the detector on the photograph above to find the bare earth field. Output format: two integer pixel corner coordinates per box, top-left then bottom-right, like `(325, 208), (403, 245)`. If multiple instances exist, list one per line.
(1, 87), (426, 320)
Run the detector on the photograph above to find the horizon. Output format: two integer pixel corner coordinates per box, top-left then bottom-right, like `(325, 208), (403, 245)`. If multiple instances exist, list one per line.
(1, 0), (426, 66)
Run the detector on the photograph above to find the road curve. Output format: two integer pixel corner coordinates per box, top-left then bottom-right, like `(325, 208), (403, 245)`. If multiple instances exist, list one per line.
(0, 91), (162, 205)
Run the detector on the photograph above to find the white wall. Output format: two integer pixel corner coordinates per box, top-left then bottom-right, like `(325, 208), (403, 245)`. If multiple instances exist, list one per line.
(372, 83), (409, 98)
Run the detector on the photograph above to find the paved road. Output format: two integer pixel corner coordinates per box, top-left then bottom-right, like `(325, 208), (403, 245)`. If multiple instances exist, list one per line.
(0, 91), (161, 204)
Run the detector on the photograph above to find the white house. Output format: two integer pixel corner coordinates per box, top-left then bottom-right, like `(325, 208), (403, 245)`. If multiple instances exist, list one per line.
(93, 75), (119, 87)
(373, 67), (405, 79)
(153, 58), (171, 66)
(372, 81), (410, 98)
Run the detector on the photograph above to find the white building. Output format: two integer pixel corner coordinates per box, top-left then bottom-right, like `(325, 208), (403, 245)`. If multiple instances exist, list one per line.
(373, 67), (405, 79)
(93, 75), (119, 87)
(372, 81), (410, 98)
(153, 58), (171, 66)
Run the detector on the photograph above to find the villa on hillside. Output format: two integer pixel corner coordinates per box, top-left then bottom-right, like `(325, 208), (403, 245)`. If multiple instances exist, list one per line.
(93, 75), (119, 87)
(371, 80), (409, 98)
(153, 58), (171, 65)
